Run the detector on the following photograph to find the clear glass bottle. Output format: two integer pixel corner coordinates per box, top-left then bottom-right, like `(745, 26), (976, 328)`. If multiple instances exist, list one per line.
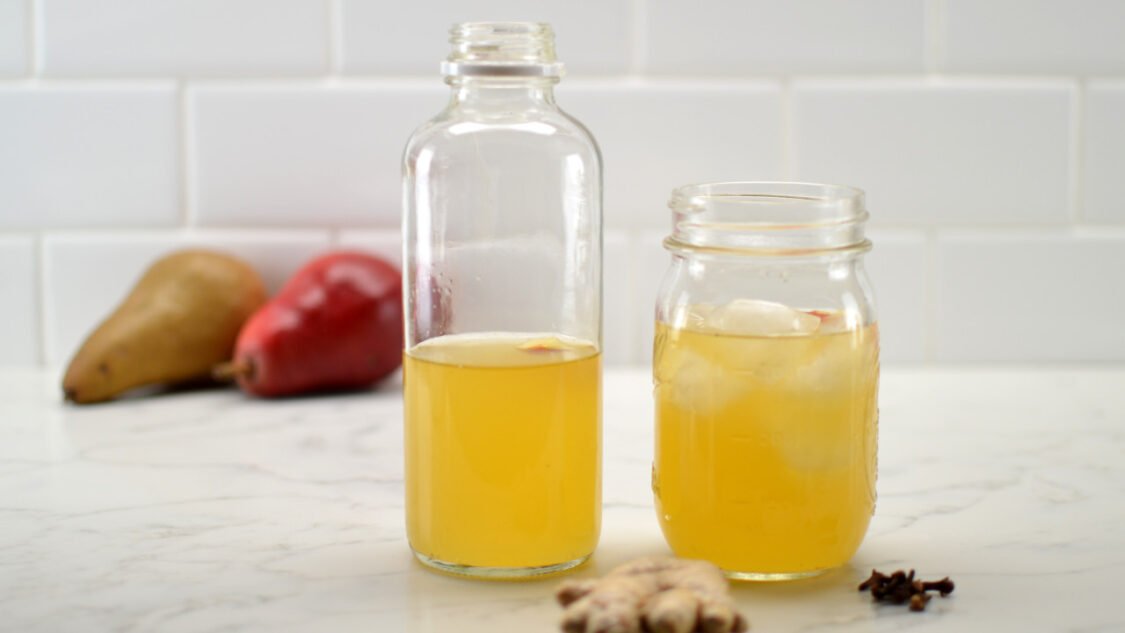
(652, 182), (878, 581)
(401, 22), (602, 578)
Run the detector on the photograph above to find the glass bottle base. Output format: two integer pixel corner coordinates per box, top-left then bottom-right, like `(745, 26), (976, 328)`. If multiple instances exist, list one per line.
(724, 568), (831, 582)
(412, 551), (590, 580)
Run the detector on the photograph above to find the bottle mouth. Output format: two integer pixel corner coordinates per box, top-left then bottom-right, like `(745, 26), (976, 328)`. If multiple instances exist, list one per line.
(442, 22), (564, 78)
(666, 181), (870, 256)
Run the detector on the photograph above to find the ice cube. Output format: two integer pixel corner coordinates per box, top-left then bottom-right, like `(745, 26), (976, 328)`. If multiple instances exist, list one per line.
(657, 344), (745, 416)
(663, 303), (715, 330)
(790, 329), (879, 394)
(703, 299), (821, 336)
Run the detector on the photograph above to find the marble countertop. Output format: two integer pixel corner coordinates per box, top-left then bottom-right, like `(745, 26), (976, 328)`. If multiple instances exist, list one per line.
(1, 367), (1122, 632)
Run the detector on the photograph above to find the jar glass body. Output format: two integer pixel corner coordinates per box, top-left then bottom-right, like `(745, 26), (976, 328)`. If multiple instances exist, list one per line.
(652, 182), (878, 580)
(402, 23), (602, 578)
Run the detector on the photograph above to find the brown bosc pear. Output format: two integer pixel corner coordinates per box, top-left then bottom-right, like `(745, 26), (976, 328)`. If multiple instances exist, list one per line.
(62, 250), (268, 404)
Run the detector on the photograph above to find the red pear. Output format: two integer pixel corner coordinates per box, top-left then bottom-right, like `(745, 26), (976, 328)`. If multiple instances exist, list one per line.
(218, 251), (403, 397)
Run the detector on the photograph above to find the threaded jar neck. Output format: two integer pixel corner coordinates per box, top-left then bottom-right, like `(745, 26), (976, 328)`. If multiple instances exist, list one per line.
(665, 182), (870, 257)
(442, 22), (564, 78)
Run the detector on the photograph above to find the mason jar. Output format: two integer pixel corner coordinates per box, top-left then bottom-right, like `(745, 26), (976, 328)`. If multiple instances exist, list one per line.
(652, 182), (878, 580)
(402, 22), (602, 578)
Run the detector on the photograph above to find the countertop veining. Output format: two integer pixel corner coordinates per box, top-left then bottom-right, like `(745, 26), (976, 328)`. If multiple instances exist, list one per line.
(1, 367), (1122, 632)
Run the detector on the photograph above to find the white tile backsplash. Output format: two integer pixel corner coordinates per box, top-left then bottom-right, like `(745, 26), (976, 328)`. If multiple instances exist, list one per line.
(562, 82), (783, 229)
(0, 85), (179, 229)
(865, 230), (929, 362)
(42, 0), (328, 76)
(43, 231), (332, 366)
(793, 80), (1072, 226)
(945, 0), (1125, 73)
(0, 236), (39, 365)
(0, 0), (27, 76)
(631, 230), (669, 365)
(646, 0), (925, 74)
(341, 0), (631, 76)
(4, 1), (1125, 365)
(335, 229), (403, 268)
(934, 231), (1125, 361)
(1083, 82), (1125, 223)
(191, 84), (445, 227)
(602, 232), (632, 365)
(194, 230), (334, 291)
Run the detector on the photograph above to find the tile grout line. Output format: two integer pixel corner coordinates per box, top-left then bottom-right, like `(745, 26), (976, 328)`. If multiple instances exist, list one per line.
(328, 0), (344, 76)
(1069, 78), (1085, 224)
(629, 0), (647, 75)
(923, 0), (947, 75)
(0, 74), (1108, 89)
(28, 0), (41, 75)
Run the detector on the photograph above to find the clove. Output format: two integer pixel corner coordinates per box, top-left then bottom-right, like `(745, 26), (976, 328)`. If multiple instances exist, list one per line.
(908, 593), (931, 612)
(858, 569), (955, 612)
(922, 576), (956, 597)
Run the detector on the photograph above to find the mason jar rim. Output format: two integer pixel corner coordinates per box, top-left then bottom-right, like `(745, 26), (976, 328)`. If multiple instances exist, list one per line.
(666, 181), (870, 256)
(670, 181), (866, 220)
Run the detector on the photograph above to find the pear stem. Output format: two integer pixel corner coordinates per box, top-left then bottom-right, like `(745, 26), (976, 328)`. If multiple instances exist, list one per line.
(213, 359), (253, 382)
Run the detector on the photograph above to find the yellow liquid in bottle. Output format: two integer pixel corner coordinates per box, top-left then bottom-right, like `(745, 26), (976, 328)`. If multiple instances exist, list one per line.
(404, 333), (601, 574)
(653, 316), (878, 578)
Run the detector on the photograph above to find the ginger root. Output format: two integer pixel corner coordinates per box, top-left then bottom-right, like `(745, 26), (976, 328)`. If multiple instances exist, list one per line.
(556, 556), (748, 633)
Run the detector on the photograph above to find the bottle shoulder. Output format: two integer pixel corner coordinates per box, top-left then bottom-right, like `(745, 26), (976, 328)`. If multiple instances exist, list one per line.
(404, 105), (601, 164)
(556, 106), (602, 159)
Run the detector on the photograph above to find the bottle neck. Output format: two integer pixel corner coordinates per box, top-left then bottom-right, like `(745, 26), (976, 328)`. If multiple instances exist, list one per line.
(447, 77), (557, 112)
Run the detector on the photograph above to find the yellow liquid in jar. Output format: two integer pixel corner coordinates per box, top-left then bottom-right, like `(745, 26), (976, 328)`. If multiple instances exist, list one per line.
(404, 333), (601, 573)
(653, 316), (878, 577)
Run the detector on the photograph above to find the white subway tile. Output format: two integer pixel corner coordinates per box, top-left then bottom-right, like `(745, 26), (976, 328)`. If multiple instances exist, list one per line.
(646, 0), (925, 74)
(794, 80), (1072, 225)
(44, 234), (174, 368)
(336, 229), (403, 269)
(602, 231), (632, 365)
(42, 0), (327, 76)
(1083, 82), (1125, 223)
(192, 84), (445, 228)
(632, 230), (668, 366)
(0, 236), (39, 365)
(865, 230), (928, 362)
(341, 0), (630, 76)
(945, 0), (1125, 73)
(934, 231), (1125, 361)
(193, 230), (334, 291)
(43, 231), (332, 367)
(562, 83), (783, 230)
(0, 0), (27, 76)
(0, 86), (179, 229)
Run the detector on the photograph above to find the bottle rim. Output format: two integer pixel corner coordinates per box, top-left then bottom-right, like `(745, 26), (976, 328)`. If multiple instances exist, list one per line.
(443, 21), (565, 78)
